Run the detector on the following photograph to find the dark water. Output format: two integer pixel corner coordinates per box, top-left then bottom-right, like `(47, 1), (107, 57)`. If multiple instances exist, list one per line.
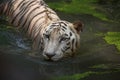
(0, 12), (120, 80)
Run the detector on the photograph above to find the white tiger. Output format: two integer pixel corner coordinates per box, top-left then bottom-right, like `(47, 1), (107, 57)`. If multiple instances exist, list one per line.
(0, 0), (83, 61)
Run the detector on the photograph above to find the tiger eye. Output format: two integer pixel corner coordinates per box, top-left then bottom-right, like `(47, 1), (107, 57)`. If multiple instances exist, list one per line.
(60, 37), (70, 43)
(44, 34), (50, 39)
(69, 32), (72, 36)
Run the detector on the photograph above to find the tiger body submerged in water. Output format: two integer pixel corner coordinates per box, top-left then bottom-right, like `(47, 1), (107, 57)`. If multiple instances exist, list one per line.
(0, 0), (83, 61)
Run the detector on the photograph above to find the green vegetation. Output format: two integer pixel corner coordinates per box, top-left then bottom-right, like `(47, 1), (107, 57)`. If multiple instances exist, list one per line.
(95, 32), (105, 37)
(90, 64), (109, 69)
(0, 19), (15, 31)
(98, 0), (120, 22)
(90, 64), (120, 70)
(52, 70), (120, 80)
(104, 32), (120, 52)
(0, 24), (15, 45)
(96, 32), (120, 52)
(52, 71), (93, 80)
(48, 0), (109, 21)
(0, 24), (14, 31)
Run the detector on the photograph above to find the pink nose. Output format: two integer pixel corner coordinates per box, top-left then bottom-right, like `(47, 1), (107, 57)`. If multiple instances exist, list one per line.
(45, 53), (55, 59)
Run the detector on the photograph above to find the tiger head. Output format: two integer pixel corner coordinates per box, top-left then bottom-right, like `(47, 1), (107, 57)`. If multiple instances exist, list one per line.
(42, 20), (83, 61)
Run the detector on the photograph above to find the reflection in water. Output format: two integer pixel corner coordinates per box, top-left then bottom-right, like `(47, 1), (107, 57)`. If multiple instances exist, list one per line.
(0, 31), (31, 50)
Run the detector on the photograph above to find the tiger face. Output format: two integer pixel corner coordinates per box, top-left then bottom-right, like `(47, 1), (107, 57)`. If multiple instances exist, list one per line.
(42, 20), (83, 61)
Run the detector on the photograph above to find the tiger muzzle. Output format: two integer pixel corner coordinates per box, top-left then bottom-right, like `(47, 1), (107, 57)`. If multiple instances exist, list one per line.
(44, 53), (55, 59)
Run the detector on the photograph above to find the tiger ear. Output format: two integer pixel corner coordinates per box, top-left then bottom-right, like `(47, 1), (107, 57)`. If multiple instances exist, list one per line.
(73, 20), (83, 33)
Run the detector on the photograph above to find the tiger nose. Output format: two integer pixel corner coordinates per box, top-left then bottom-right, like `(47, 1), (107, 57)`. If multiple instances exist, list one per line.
(45, 53), (55, 58)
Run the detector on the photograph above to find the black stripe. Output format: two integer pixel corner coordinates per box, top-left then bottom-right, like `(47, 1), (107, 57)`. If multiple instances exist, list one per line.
(64, 34), (68, 36)
(60, 22), (67, 26)
(69, 32), (72, 36)
(30, 25), (42, 39)
(61, 49), (65, 53)
(10, 0), (23, 16)
(10, 0), (25, 24)
(11, 9), (23, 24)
(17, 3), (36, 27)
(6, 1), (12, 15)
(5, 0), (16, 14)
(50, 24), (59, 29)
(15, 0), (24, 10)
(51, 24), (57, 26)
(28, 16), (44, 36)
(11, 10), (27, 26)
(19, 6), (40, 29)
(66, 42), (70, 45)
(65, 46), (70, 51)
(18, 4), (34, 26)
(19, 0), (35, 12)
(62, 26), (67, 30)
(11, 0), (24, 15)
(62, 29), (65, 31)
(24, 10), (48, 32)
(32, 22), (45, 41)
(71, 39), (75, 52)
(3, 2), (8, 14)
(28, 10), (47, 31)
